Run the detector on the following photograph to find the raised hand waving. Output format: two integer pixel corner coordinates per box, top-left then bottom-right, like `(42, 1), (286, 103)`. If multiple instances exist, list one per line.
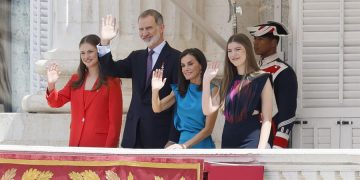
(204, 61), (220, 82)
(100, 15), (118, 45)
(151, 69), (167, 91)
(47, 63), (61, 84)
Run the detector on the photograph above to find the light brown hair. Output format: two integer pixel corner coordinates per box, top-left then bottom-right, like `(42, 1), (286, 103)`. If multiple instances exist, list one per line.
(220, 33), (260, 102)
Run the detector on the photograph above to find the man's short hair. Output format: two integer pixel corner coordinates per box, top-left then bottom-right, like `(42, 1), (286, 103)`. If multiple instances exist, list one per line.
(138, 9), (164, 25)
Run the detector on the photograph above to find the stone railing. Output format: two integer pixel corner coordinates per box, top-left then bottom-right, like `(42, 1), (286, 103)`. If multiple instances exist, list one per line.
(0, 113), (126, 147)
(0, 145), (359, 180)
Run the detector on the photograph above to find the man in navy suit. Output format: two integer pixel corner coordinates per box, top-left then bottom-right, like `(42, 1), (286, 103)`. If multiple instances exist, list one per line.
(98, 9), (180, 148)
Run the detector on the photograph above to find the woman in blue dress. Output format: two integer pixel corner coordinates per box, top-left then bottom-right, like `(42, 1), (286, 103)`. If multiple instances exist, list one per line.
(152, 48), (218, 149)
(202, 33), (273, 149)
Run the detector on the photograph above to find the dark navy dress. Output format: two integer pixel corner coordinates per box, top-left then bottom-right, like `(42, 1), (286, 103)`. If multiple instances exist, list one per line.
(222, 72), (271, 148)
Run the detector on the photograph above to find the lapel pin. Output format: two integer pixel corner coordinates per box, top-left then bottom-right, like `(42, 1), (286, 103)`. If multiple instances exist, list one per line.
(161, 62), (164, 70)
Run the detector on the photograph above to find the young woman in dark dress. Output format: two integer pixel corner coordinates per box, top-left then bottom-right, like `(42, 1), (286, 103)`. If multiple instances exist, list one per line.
(202, 33), (273, 148)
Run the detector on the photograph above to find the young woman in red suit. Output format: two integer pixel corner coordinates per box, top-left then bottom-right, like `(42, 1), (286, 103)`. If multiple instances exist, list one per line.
(46, 34), (123, 147)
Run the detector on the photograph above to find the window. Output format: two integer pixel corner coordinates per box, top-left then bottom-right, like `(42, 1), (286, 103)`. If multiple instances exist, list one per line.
(293, 0), (360, 117)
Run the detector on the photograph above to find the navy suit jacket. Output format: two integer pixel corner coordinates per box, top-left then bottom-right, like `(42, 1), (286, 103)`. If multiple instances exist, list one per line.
(99, 42), (180, 148)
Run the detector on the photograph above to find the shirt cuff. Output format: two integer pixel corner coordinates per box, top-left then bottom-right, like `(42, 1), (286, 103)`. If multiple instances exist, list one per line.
(97, 44), (111, 57)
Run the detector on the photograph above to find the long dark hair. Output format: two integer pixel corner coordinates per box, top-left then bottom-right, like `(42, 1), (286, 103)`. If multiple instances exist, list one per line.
(178, 48), (207, 97)
(220, 33), (260, 102)
(71, 34), (107, 90)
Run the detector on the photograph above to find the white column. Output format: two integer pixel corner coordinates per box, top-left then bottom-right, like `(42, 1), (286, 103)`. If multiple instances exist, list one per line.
(165, 0), (205, 51)
(29, 0), (53, 93)
(11, 0), (31, 112)
(23, 0), (108, 112)
(104, 0), (140, 60)
(52, 0), (80, 51)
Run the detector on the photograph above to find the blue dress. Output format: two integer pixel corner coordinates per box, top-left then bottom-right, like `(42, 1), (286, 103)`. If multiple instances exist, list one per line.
(222, 72), (271, 148)
(171, 84), (215, 148)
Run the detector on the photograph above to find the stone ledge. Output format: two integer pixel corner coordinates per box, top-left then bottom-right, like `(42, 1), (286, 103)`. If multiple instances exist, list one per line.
(42, 50), (80, 61)
(36, 59), (78, 76)
(21, 78), (133, 113)
(0, 112), (223, 148)
(0, 113), (70, 146)
(0, 113), (127, 147)
(22, 94), (71, 113)
(21, 93), (131, 113)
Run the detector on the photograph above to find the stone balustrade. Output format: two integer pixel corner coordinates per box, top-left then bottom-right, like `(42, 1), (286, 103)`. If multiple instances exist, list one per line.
(0, 113), (127, 147)
(0, 113), (222, 148)
(0, 145), (359, 180)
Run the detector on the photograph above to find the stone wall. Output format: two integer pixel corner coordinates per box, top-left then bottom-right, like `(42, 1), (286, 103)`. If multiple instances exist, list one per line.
(0, 113), (128, 147)
(11, 0), (30, 112)
(0, 113), (70, 146)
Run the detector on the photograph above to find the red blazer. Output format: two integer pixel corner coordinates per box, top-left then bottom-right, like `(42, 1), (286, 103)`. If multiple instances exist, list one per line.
(46, 74), (123, 147)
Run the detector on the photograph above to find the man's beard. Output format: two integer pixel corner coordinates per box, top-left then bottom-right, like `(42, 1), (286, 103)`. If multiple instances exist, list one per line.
(144, 33), (160, 48)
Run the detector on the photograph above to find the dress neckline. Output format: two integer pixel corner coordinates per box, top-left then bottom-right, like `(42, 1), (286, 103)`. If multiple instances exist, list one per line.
(189, 83), (200, 86)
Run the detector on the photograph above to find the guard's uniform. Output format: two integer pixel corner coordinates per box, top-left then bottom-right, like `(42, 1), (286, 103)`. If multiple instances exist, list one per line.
(248, 21), (299, 148)
(260, 54), (298, 148)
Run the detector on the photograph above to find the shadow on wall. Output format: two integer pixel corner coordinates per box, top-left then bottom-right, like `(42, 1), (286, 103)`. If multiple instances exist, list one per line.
(0, 0), (12, 112)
